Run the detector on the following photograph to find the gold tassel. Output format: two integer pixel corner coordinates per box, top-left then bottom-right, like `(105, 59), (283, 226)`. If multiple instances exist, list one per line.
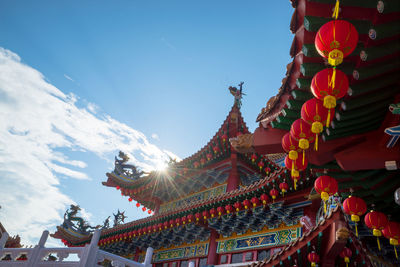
(302, 149), (305, 165)
(326, 109), (331, 128)
(332, 0), (340, 19)
(355, 223), (358, 237)
(377, 237), (381, 251)
(314, 133), (318, 151)
(294, 178), (297, 190)
(395, 245), (398, 259)
(324, 201), (327, 214)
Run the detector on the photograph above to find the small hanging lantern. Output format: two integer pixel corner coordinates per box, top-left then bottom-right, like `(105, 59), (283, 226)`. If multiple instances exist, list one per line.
(314, 175), (338, 213)
(187, 214), (194, 223)
(128, 197), (133, 202)
(364, 210), (388, 251)
(307, 252), (320, 267)
(148, 209), (152, 215)
(290, 119), (314, 164)
(175, 218), (181, 226)
(209, 208), (217, 218)
(206, 153), (212, 161)
(234, 201), (242, 212)
(202, 210), (210, 220)
(342, 195), (367, 237)
(339, 247), (352, 267)
(258, 161), (264, 171)
(136, 202), (140, 208)
(213, 146), (220, 154)
(193, 161), (199, 168)
(200, 158), (206, 165)
(251, 154), (258, 163)
(315, 20), (359, 67)
(269, 188), (279, 202)
(251, 197), (260, 209)
(279, 181), (289, 197)
(382, 221), (400, 259)
(217, 206), (225, 217)
(265, 167), (271, 175)
(260, 193), (269, 206)
(142, 207), (146, 212)
(243, 199), (251, 210)
(221, 133), (228, 142)
(195, 212), (201, 222)
(225, 204), (234, 214)
(116, 186), (120, 190)
(301, 98), (333, 149)
(169, 219), (175, 228)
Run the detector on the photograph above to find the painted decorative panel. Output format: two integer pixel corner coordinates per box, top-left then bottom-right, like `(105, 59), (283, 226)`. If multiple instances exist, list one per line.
(159, 184), (227, 213)
(216, 227), (302, 253)
(153, 243), (209, 262)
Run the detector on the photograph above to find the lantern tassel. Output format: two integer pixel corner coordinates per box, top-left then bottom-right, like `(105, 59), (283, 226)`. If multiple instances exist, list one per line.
(355, 223), (358, 237)
(332, 0), (340, 19)
(394, 245), (399, 259)
(326, 109), (331, 128)
(302, 149), (305, 165)
(314, 133), (318, 151)
(377, 237), (381, 251)
(324, 201), (327, 214)
(294, 179), (297, 191)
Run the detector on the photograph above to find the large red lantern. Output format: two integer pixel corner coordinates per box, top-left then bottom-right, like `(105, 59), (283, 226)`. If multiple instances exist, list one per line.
(315, 20), (358, 66)
(342, 196), (367, 237)
(279, 181), (289, 197)
(290, 119), (314, 164)
(284, 154), (308, 190)
(314, 175), (338, 213)
(340, 247), (352, 267)
(301, 98), (333, 150)
(365, 210), (388, 251)
(307, 252), (320, 267)
(282, 132), (300, 163)
(383, 221), (400, 259)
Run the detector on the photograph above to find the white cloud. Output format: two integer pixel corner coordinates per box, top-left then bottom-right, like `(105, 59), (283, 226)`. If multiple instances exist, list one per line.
(87, 102), (99, 114)
(0, 47), (179, 246)
(151, 133), (159, 140)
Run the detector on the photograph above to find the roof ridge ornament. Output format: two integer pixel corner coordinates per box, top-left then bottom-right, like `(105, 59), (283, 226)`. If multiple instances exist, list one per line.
(228, 81), (245, 109)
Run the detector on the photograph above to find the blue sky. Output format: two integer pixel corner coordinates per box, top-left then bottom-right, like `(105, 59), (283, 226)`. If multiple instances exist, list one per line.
(0, 1), (293, 245)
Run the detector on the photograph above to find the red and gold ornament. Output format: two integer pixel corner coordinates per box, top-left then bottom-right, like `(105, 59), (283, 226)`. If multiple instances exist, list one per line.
(364, 210), (388, 251)
(314, 175), (338, 213)
(340, 247), (352, 267)
(307, 252), (320, 267)
(342, 195), (366, 237)
(383, 221), (400, 259)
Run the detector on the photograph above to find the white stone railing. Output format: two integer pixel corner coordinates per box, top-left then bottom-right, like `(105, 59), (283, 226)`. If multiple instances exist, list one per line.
(0, 229), (153, 267)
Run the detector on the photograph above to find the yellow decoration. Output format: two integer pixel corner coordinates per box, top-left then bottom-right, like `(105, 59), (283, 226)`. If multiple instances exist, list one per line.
(328, 49), (343, 66)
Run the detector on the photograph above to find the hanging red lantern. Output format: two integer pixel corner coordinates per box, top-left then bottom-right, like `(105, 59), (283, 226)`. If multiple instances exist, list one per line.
(251, 197), (260, 208)
(217, 206), (225, 216)
(142, 207), (146, 212)
(290, 119), (314, 164)
(243, 199), (251, 210)
(311, 68), (348, 124)
(234, 202), (242, 212)
(279, 182), (289, 197)
(383, 221), (400, 259)
(168, 219), (175, 228)
(148, 210), (152, 215)
(221, 133), (228, 142)
(342, 196), (366, 237)
(209, 208), (217, 218)
(269, 188), (279, 202)
(314, 175), (338, 213)
(284, 154), (308, 190)
(202, 210), (210, 220)
(315, 20), (358, 66)
(260, 193), (269, 205)
(195, 212), (201, 222)
(213, 146), (220, 154)
(307, 252), (320, 267)
(301, 98), (333, 150)
(365, 210), (388, 251)
(257, 161), (264, 171)
(163, 221), (168, 229)
(340, 247), (352, 267)
(200, 158), (206, 165)
(181, 216), (187, 225)
(128, 197), (133, 202)
(187, 214), (194, 223)
(282, 132), (300, 164)
(225, 204), (234, 214)
(193, 161), (199, 168)
(116, 186), (120, 190)
(206, 153), (212, 161)
(265, 167), (271, 175)
(136, 202), (140, 208)
(175, 218), (181, 226)
(251, 154), (258, 163)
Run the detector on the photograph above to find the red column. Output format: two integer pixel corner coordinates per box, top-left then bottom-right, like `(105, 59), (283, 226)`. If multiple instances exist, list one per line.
(226, 152), (239, 192)
(134, 247), (140, 262)
(207, 230), (218, 265)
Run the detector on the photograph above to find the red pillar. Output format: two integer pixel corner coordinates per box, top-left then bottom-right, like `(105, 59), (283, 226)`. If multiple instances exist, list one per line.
(207, 230), (218, 265)
(226, 152), (239, 192)
(134, 247), (140, 262)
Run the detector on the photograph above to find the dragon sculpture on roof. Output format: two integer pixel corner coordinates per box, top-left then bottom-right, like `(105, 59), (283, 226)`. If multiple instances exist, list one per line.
(114, 151), (144, 180)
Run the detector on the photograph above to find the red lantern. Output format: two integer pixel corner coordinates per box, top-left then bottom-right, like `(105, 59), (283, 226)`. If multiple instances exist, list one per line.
(234, 202), (242, 212)
(181, 216), (187, 225)
(260, 193), (269, 205)
(148, 210), (152, 215)
(301, 98), (333, 150)
(136, 203), (140, 208)
(221, 133), (228, 142)
(169, 219), (175, 228)
(251, 154), (258, 163)
(290, 119), (314, 164)
(217, 206), (225, 216)
(279, 182), (289, 197)
(163, 221), (168, 229)
(195, 212), (201, 222)
(251, 197), (260, 208)
(269, 188), (279, 202)
(116, 186), (120, 190)
(142, 207), (146, 212)
(307, 252), (320, 267)
(128, 197), (133, 202)
(209, 208), (217, 218)
(257, 161), (264, 171)
(365, 210), (388, 251)
(284, 154), (308, 190)
(202, 210), (210, 220)
(340, 247), (352, 266)
(200, 158), (206, 165)
(206, 153), (212, 161)
(282, 132), (300, 164)
(265, 167), (271, 175)
(383, 221), (400, 259)
(311, 68), (348, 123)
(213, 146), (220, 154)
(175, 218), (181, 226)
(242, 199), (251, 210)
(193, 161), (199, 168)
(225, 204), (233, 214)
(315, 20), (358, 66)
(187, 214), (194, 223)
(314, 175), (338, 213)
(342, 196), (366, 237)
